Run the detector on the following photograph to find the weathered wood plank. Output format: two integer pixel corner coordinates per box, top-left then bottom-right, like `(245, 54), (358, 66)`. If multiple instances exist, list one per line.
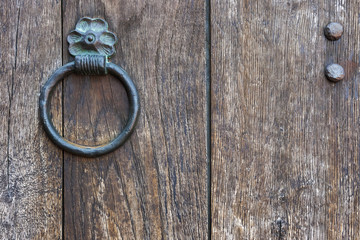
(211, 0), (360, 239)
(62, 0), (207, 239)
(0, 0), (63, 239)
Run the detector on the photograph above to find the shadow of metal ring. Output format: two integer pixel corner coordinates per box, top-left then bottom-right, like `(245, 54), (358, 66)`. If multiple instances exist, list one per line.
(39, 61), (140, 157)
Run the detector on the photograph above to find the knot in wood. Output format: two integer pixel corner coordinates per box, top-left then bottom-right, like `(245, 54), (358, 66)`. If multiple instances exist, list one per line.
(75, 55), (107, 75)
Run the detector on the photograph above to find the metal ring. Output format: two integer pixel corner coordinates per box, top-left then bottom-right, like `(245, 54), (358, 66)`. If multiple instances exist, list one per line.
(39, 61), (139, 157)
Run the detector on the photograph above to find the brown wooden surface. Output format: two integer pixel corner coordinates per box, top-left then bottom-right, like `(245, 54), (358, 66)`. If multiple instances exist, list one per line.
(62, 0), (207, 239)
(0, 0), (63, 239)
(211, 0), (360, 239)
(2, 0), (360, 239)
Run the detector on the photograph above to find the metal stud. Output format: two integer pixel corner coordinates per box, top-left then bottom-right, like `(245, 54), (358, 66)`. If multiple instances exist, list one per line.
(324, 22), (343, 41)
(325, 63), (345, 82)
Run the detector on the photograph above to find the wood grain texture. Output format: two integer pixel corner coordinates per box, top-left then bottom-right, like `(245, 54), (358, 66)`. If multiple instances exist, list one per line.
(0, 0), (63, 239)
(211, 0), (360, 239)
(62, 0), (207, 239)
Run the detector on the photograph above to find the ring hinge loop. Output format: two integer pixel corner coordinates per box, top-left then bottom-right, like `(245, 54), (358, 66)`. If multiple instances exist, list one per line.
(75, 55), (107, 75)
(39, 62), (139, 157)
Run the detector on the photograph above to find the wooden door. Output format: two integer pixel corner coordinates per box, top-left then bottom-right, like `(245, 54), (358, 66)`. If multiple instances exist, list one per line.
(211, 1), (360, 239)
(0, 0), (359, 239)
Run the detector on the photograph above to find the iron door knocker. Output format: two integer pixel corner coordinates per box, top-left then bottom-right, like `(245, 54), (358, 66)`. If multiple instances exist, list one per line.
(39, 17), (139, 157)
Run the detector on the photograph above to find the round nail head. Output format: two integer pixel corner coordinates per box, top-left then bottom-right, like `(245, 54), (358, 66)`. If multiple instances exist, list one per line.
(85, 33), (96, 44)
(325, 64), (345, 82)
(324, 22), (343, 41)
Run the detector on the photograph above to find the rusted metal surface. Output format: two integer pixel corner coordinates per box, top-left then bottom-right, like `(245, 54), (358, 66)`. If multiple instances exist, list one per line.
(324, 22), (344, 41)
(325, 63), (345, 82)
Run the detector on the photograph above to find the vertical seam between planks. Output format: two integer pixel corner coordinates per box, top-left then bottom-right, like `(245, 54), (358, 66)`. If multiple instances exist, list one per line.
(205, 0), (212, 239)
(61, 0), (65, 239)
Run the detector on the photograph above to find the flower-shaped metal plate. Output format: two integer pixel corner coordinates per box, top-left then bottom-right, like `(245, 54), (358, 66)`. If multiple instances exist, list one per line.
(67, 17), (117, 58)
